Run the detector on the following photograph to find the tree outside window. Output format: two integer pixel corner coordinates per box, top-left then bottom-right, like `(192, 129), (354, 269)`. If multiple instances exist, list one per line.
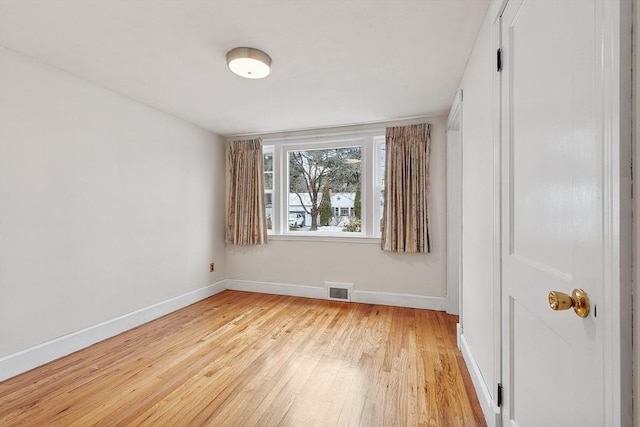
(288, 147), (361, 232)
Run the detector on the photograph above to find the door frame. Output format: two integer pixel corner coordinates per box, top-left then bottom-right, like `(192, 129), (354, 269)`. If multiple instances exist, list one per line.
(493, 0), (633, 425)
(598, 0), (633, 423)
(446, 90), (463, 316)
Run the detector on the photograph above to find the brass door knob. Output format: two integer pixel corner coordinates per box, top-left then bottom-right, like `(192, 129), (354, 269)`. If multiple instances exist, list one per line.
(548, 288), (590, 318)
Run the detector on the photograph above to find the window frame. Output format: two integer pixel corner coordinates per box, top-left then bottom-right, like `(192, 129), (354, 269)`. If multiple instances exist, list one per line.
(373, 136), (386, 237)
(263, 130), (385, 242)
(263, 147), (274, 230)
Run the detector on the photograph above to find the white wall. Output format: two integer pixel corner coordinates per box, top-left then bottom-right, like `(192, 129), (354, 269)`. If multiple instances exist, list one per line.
(0, 48), (227, 357)
(457, 6), (497, 406)
(226, 116), (448, 299)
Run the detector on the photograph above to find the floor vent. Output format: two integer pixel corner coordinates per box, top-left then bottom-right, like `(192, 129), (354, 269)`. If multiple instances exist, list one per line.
(325, 282), (353, 302)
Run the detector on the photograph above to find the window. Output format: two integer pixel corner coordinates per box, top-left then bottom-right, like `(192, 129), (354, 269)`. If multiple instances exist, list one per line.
(264, 130), (385, 240)
(288, 146), (361, 233)
(375, 137), (386, 233)
(263, 148), (273, 230)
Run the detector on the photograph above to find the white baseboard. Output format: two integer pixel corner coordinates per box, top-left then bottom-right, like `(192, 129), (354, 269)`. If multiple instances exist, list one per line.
(352, 289), (446, 310)
(0, 281), (226, 382)
(458, 331), (501, 427)
(1, 279), (448, 382)
(225, 279), (326, 299)
(226, 279), (447, 311)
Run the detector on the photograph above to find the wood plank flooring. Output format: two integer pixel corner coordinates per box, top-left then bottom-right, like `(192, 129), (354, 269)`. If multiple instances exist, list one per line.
(0, 291), (486, 426)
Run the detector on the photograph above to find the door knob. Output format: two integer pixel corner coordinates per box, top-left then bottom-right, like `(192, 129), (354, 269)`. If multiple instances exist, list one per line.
(548, 288), (590, 318)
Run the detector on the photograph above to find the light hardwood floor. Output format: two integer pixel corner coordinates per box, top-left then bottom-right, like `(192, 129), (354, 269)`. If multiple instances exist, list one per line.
(0, 290), (486, 426)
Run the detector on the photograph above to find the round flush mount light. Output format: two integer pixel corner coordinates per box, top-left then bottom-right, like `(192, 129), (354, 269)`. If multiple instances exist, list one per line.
(226, 47), (272, 79)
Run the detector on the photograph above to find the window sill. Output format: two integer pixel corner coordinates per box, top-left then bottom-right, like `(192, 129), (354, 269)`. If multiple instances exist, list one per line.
(267, 234), (381, 244)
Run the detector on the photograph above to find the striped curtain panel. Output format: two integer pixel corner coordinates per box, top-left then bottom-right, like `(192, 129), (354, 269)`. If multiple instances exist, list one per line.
(226, 139), (268, 245)
(381, 123), (432, 253)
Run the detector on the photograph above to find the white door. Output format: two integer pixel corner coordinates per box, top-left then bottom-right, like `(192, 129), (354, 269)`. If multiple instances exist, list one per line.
(501, 0), (606, 425)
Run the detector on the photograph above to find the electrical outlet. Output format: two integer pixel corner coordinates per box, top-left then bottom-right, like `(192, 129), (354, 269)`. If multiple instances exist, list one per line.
(210, 262), (215, 272)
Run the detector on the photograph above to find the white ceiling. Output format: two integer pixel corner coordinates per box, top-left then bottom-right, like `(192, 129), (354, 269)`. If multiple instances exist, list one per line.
(0, 1), (490, 136)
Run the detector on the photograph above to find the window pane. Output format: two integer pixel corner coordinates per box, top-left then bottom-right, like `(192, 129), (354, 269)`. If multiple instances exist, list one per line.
(265, 191), (272, 230)
(379, 189), (385, 232)
(263, 151), (273, 190)
(288, 146), (361, 233)
(379, 144), (386, 186)
(377, 142), (386, 234)
(264, 152), (273, 172)
(264, 150), (274, 230)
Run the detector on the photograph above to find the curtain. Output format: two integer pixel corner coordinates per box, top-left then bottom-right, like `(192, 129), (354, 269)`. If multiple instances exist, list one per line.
(381, 123), (432, 253)
(226, 139), (268, 245)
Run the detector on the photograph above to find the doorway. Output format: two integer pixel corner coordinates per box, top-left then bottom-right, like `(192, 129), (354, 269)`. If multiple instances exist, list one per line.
(498, 0), (632, 424)
(446, 90), (462, 316)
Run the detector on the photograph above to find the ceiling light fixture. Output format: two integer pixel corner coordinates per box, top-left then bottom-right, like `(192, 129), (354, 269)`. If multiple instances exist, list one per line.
(226, 47), (272, 79)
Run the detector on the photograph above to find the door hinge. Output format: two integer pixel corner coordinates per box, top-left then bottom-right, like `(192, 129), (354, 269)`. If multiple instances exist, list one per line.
(497, 383), (503, 407)
(497, 48), (503, 72)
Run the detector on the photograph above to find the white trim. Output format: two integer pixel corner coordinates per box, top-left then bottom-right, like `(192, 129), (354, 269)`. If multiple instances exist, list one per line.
(600, 0), (633, 425)
(446, 89), (463, 315)
(459, 331), (501, 427)
(267, 234), (380, 244)
(267, 130), (384, 240)
(351, 290), (447, 311)
(489, 0), (509, 23)
(490, 7), (504, 425)
(225, 279), (326, 300)
(0, 279), (449, 382)
(633, 0), (639, 424)
(372, 136), (386, 239)
(225, 279), (447, 311)
(446, 90), (463, 130)
(229, 116), (439, 140)
(490, 6), (508, 427)
(0, 281), (227, 382)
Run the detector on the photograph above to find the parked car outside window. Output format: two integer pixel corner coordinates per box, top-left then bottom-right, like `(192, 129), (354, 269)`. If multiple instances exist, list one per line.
(288, 213), (304, 227)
